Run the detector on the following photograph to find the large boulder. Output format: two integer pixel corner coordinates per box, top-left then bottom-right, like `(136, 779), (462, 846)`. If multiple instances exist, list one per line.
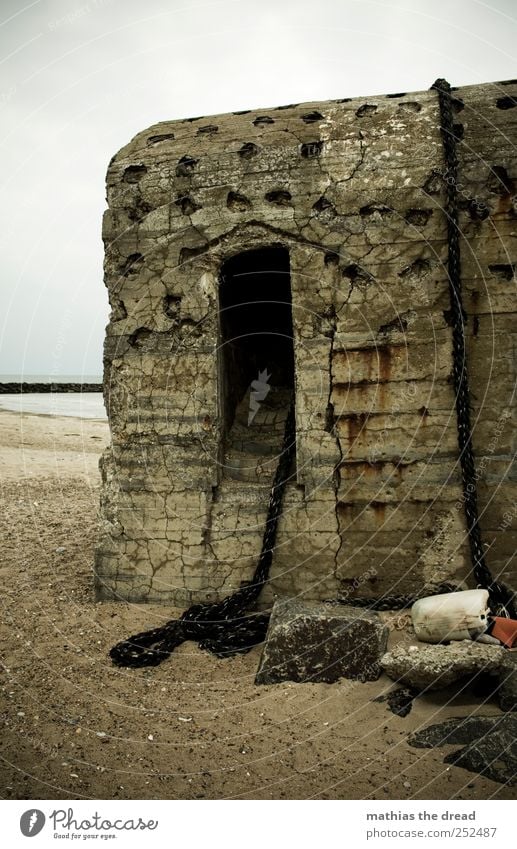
(381, 641), (506, 691)
(255, 600), (388, 685)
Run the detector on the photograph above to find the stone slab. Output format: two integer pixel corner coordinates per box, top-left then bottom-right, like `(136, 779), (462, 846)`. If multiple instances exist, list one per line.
(255, 599), (388, 684)
(381, 642), (506, 691)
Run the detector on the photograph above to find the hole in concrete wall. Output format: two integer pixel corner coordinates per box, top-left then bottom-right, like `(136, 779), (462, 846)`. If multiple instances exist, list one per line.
(147, 133), (175, 145)
(218, 246), (296, 476)
(342, 264), (373, 283)
(488, 263), (516, 280)
(356, 103), (377, 117)
(128, 327), (152, 348)
(174, 194), (201, 215)
(301, 141), (323, 158)
(496, 97), (517, 109)
(265, 190), (292, 206)
(301, 111), (324, 123)
(359, 203), (393, 216)
(180, 318), (204, 338)
(386, 92), (406, 98)
(120, 253), (143, 277)
(176, 155), (198, 177)
(197, 124), (218, 135)
(405, 208), (433, 226)
(423, 170), (443, 195)
(127, 198), (153, 223)
(122, 164), (147, 183)
(179, 244), (208, 265)
(163, 295), (181, 319)
(487, 165), (514, 195)
(334, 98), (351, 103)
(317, 304), (336, 338)
(324, 251), (340, 265)
(238, 142), (260, 158)
(378, 314), (409, 334)
(312, 196), (337, 217)
(111, 298), (127, 321)
(227, 191), (252, 211)
(253, 116), (274, 126)
(398, 101), (421, 112)
(399, 258), (431, 280)
(473, 316), (480, 337)
(467, 199), (490, 221)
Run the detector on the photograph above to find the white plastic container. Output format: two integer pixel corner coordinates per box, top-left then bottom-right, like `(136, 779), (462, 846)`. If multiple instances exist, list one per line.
(411, 589), (490, 644)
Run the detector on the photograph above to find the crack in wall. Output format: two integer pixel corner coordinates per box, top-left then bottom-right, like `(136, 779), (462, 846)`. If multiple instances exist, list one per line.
(323, 293), (345, 586)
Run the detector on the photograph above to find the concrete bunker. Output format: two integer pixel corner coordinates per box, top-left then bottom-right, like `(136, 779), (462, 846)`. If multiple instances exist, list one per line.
(95, 80), (517, 608)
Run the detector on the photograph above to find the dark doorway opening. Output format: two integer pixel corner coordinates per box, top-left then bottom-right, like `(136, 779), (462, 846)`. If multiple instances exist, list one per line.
(218, 246), (295, 481)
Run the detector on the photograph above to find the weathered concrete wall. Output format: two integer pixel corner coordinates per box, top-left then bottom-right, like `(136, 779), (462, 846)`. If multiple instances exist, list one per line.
(95, 79), (517, 605)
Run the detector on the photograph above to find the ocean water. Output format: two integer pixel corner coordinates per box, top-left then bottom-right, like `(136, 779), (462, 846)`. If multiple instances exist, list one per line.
(0, 393), (107, 419)
(0, 374), (106, 419)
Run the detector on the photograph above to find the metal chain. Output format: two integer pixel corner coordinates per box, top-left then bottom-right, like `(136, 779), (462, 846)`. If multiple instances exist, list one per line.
(110, 401), (296, 667)
(431, 78), (515, 617)
(337, 583), (462, 612)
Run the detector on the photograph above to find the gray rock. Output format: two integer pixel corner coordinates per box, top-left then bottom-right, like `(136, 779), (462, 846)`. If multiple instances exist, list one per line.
(409, 714), (517, 785)
(498, 652), (517, 712)
(381, 642), (506, 691)
(255, 600), (388, 685)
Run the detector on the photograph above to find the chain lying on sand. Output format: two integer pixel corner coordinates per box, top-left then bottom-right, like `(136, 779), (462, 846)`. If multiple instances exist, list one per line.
(337, 583), (464, 612)
(110, 402), (296, 667)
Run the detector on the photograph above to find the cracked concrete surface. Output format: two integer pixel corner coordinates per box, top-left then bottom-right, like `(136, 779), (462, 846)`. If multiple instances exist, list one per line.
(95, 81), (517, 605)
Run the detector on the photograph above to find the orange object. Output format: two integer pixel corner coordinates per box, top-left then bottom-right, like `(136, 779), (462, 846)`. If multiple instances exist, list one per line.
(490, 617), (517, 648)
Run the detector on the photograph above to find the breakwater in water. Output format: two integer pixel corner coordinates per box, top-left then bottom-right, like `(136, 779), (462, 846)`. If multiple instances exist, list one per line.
(0, 383), (102, 394)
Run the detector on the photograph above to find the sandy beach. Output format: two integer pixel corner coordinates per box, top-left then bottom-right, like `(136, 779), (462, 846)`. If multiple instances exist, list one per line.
(0, 408), (514, 801)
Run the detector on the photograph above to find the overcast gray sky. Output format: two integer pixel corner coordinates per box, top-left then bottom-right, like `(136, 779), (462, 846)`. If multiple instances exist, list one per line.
(0, 0), (515, 377)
